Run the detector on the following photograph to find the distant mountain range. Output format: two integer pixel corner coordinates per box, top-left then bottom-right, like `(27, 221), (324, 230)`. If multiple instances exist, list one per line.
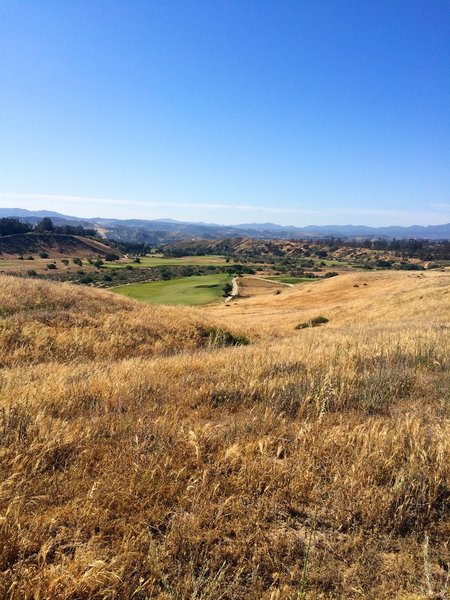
(1, 207), (450, 242)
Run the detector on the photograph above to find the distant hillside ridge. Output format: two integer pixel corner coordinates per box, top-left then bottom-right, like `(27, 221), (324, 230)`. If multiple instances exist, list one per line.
(1, 207), (450, 240)
(0, 232), (115, 258)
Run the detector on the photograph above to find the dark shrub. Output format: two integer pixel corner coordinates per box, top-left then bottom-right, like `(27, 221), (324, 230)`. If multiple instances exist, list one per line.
(223, 282), (233, 296)
(105, 253), (120, 261)
(295, 316), (329, 330)
(199, 326), (250, 347)
(79, 275), (94, 284)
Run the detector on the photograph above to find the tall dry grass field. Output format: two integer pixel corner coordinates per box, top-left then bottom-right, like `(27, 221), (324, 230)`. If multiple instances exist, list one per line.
(0, 272), (449, 599)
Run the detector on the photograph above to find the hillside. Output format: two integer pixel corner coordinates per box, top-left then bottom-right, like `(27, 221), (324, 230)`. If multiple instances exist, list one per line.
(0, 276), (247, 367)
(2, 208), (450, 241)
(1, 273), (449, 599)
(0, 232), (115, 258)
(207, 270), (450, 335)
(164, 237), (448, 268)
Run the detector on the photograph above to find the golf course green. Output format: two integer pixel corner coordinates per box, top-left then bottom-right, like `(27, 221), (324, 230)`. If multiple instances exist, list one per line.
(102, 255), (227, 269)
(111, 273), (230, 305)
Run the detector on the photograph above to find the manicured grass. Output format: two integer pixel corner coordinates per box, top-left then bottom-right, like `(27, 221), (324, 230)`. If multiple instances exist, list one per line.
(266, 276), (316, 284)
(103, 255), (227, 269)
(111, 273), (231, 305)
(320, 259), (353, 267)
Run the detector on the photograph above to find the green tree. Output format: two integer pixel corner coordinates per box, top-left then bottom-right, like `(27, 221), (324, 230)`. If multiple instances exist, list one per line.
(0, 218), (32, 236)
(35, 217), (54, 232)
(223, 282), (233, 296)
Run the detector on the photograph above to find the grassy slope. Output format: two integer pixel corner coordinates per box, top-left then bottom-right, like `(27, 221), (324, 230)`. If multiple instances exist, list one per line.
(0, 276), (244, 366)
(207, 270), (450, 336)
(111, 273), (230, 305)
(0, 232), (114, 258)
(1, 272), (449, 599)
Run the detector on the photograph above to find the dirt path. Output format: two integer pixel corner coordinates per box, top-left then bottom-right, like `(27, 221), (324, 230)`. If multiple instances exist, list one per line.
(225, 275), (293, 303)
(225, 277), (240, 302)
(248, 275), (294, 288)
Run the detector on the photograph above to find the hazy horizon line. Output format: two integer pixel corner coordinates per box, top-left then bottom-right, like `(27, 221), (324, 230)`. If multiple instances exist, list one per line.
(0, 192), (449, 228)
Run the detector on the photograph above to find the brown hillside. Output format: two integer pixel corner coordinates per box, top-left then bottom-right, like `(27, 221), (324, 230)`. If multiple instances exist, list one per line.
(0, 232), (116, 258)
(207, 270), (450, 335)
(168, 237), (407, 265)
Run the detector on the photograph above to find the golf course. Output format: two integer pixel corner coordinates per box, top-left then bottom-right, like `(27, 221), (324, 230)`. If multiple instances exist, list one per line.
(111, 273), (230, 305)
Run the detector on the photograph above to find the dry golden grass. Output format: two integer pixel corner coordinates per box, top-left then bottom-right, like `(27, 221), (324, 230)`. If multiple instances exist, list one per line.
(0, 271), (449, 598)
(236, 275), (288, 298)
(0, 276), (248, 367)
(207, 270), (450, 336)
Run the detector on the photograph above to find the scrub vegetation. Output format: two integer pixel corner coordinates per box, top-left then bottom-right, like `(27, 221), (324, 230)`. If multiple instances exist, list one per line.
(0, 270), (449, 599)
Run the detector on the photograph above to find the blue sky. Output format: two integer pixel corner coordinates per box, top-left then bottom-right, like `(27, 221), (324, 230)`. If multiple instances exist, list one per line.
(0, 0), (449, 226)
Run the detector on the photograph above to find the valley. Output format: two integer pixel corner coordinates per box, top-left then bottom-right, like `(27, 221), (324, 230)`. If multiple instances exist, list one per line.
(1, 219), (450, 598)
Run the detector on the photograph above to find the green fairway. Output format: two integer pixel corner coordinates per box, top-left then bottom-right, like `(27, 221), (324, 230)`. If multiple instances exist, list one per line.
(320, 259), (353, 267)
(103, 254), (227, 269)
(111, 274), (230, 305)
(266, 276), (316, 284)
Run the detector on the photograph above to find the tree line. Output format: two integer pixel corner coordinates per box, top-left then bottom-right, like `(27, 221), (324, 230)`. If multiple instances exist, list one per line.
(314, 237), (450, 260)
(0, 217), (99, 239)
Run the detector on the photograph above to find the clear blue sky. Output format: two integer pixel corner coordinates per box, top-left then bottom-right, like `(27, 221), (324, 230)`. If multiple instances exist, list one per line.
(0, 0), (449, 226)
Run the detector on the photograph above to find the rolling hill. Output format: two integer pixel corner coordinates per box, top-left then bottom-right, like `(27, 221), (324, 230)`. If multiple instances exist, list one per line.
(206, 270), (450, 335)
(0, 232), (115, 258)
(0, 271), (449, 598)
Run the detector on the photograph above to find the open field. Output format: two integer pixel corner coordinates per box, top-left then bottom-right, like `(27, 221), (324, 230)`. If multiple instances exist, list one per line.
(1, 271), (449, 599)
(321, 259), (354, 268)
(235, 275), (288, 298)
(112, 273), (231, 305)
(102, 254), (229, 269)
(0, 259), (20, 268)
(0, 257), (74, 274)
(0, 256), (230, 281)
